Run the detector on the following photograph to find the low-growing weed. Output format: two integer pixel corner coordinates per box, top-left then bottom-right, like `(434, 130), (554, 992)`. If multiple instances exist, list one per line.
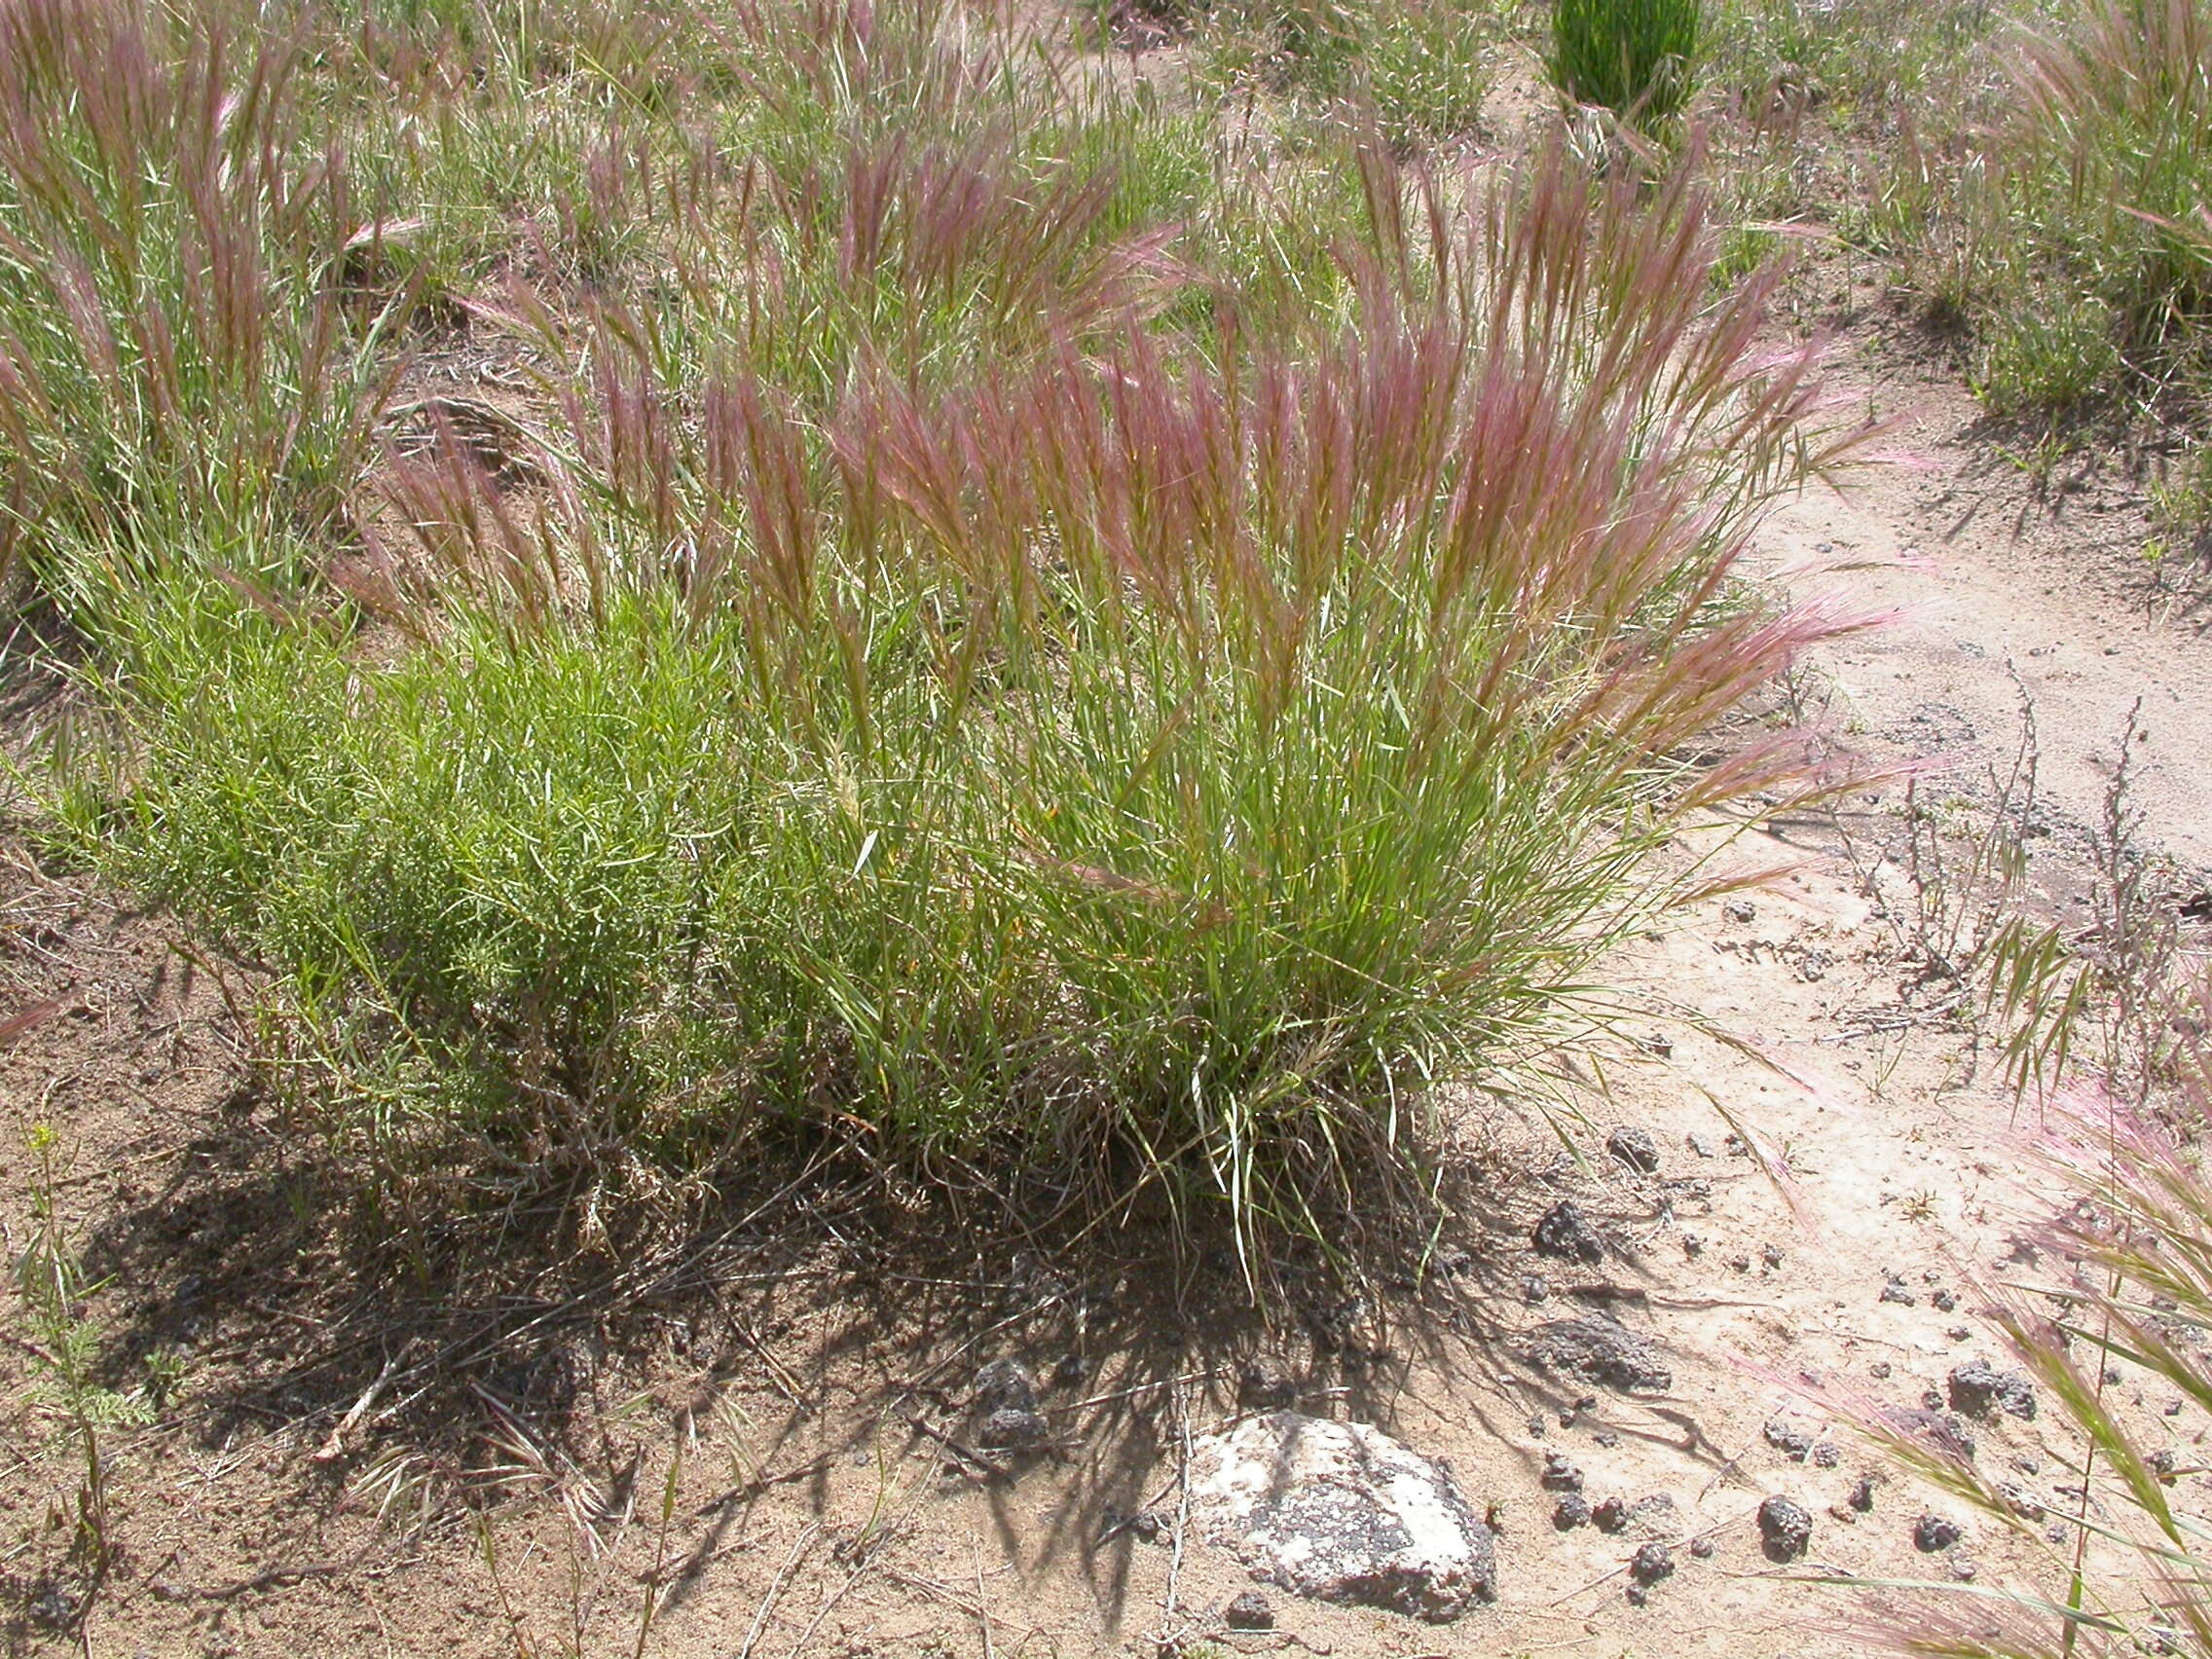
(12, 1122), (152, 1609)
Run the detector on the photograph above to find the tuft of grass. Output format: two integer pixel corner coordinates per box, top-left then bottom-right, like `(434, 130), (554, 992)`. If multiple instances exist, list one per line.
(1550, 0), (1701, 123)
(0, 0), (397, 602)
(57, 149), (1871, 1271)
(1937, 0), (2212, 416)
(1194, 0), (1495, 149)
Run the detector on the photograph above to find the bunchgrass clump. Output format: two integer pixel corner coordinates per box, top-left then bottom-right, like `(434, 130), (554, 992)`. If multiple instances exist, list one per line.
(58, 147), (1868, 1266)
(0, 0), (394, 598)
(1551, 0), (1701, 123)
(1192, 0), (1495, 149)
(1947, 0), (2212, 414)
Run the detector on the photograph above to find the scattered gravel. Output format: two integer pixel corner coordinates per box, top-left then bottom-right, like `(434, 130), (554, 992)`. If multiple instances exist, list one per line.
(1629, 1542), (1676, 1586)
(1514, 1315), (1674, 1394)
(1948, 1360), (2038, 1421)
(1763, 1419), (1814, 1461)
(1541, 1454), (1583, 1493)
(977, 1406), (1049, 1449)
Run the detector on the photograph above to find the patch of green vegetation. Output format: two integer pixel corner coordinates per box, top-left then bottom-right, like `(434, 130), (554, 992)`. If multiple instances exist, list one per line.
(14, 0), (1862, 1276)
(1550, 0), (1700, 122)
(1188, 0), (1496, 148)
(1936, 0), (2212, 418)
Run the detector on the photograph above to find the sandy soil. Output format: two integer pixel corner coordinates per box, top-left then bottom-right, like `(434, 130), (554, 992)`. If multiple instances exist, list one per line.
(2, 313), (2209, 1657)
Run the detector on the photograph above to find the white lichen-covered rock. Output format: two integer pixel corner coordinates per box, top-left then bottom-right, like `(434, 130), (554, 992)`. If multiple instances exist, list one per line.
(1189, 1412), (1495, 1621)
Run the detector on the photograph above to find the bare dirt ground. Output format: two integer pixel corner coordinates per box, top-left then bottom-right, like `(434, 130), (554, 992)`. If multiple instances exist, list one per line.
(3, 307), (2209, 1658)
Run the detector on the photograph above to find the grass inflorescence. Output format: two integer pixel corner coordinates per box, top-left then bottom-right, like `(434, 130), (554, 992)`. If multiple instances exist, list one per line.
(9, 0), (1876, 1276)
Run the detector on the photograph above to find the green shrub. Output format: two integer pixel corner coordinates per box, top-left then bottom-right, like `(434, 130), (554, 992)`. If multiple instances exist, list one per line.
(1550, 0), (1701, 121)
(60, 155), (1865, 1264)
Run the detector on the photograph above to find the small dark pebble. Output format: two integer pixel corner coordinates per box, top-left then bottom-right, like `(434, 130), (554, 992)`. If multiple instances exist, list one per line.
(1554, 1493), (1592, 1530)
(1947, 1326), (1972, 1343)
(1950, 1558), (1978, 1582)
(1922, 1388), (1946, 1412)
(1723, 899), (1757, 923)
(1594, 1431), (1620, 1449)
(1629, 1542), (1676, 1586)
(977, 1407), (1049, 1450)
(2167, 1399), (2186, 1417)
(1524, 1274), (1551, 1305)
(1949, 1360), (2038, 1422)
(1763, 1419), (1814, 1460)
(1812, 1443), (1840, 1468)
(1997, 1483), (2046, 1520)
(1758, 1494), (1814, 1561)
(1761, 1243), (1786, 1271)
(1607, 1125), (1661, 1174)
(1533, 1198), (1607, 1263)
(1593, 1496), (1631, 1533)
(1880, 1282), (1917, 1307)
(1727, 1254), (1752, 1273)
(1914, 1513), (1963, 1552)
(1527, 1414), (1547, 1437)
(1850, 1476), (1875, 1512)
(1869, 1361), (1893, 1380)
(1108, 1507), (1166, 1543)
(1682, 1234), (1706, 1257)
(975, 1357), (1039, 1416)
(1223, 1590), (1274, 1631)
(1542, 1453), (1584, 1492)
(1689, 1535), (1715, 1559)
(1933, 1289), (1958, 1311)
(2151, 1449), (2179, 1481)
